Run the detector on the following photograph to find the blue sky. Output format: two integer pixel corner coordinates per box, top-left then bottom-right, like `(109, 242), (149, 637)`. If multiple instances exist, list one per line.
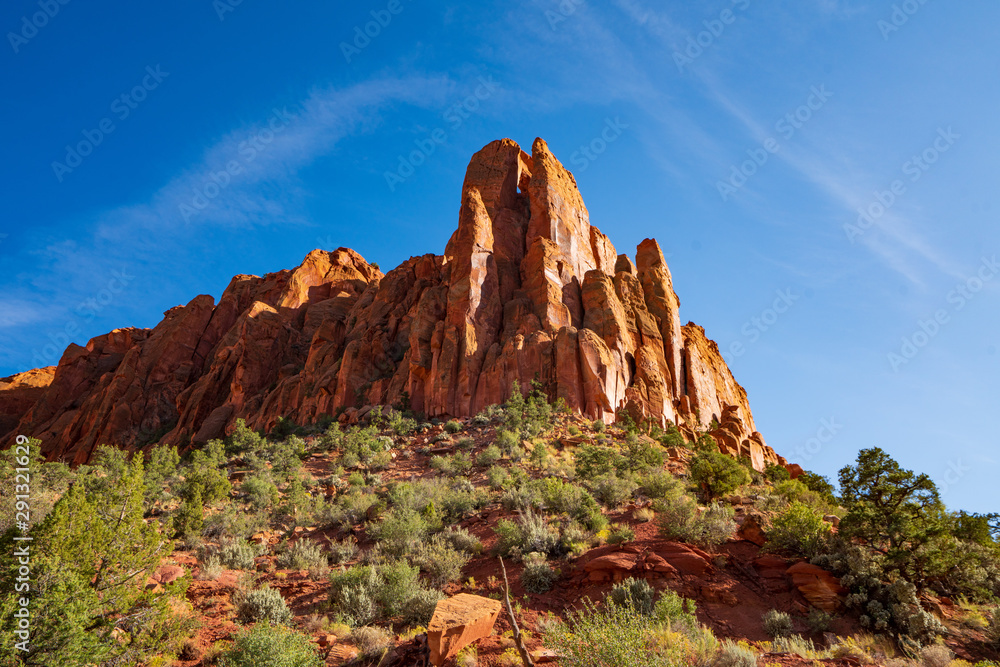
(1, 1), (997, 512)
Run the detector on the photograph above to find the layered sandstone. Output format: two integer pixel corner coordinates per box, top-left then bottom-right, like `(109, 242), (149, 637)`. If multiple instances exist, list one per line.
(2, 138), (784, 470)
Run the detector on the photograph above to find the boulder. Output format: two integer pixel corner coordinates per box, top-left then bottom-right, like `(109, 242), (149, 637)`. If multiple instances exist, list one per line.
(786, 561), (848, 612)
(738, 515), (768, 547)
(427, 594), (503, 666)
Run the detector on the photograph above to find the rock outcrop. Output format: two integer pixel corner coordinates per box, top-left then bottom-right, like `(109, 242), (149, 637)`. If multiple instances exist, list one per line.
(427, 593), (502, 666)
(1, 138), (785, 470)
(0, 367), (55, 440)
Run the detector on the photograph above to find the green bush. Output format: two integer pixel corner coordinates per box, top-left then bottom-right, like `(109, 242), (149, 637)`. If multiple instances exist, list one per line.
(652, 590), (699, 631)
(351, 625), (394, 659)
(218, 622), (323, 667)
(324, 538), (358, 566)
(589, 473), (638, 509)
(367, 507), (428, 558)
(410, 534), (471, 587)
(328, 561), (432, 627)
(486, 465), (510, 490)
(242, 474), (280, 510)
(174, 485), (205, 538)
(235, 585), (293, 625)
(806, 609), (833, 634)
(0, 456), (190, 666)
(495, 511), (562, 558)
(278, 539), (328, 574)
(438, 526), (483, 554)
(444, 419), (463, 434)
(496, 429), (520, 455)
(688, 502), (736, 551)
(477, 445), (503, 468)
(638, 470), (684, 501)
(219, 539), (258, 570)
(762, 609), (793, 638)
(714, 640), (758, 667)
(654, 489), (699, 541)
(521, 552), (559, 593)
(689, 450), (751, 500)
(607, 523), (636, 545)
(767, 502), (831, 557)
(624, 434), (665, 471)
(574, 444), (625, 481)
(763, 464), (791, 484)
(607, 577), (655, 615)
(543, 600), (694, 667)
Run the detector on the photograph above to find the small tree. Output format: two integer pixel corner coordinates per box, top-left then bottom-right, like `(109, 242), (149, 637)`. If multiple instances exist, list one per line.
(838, 448), (944, 564)
(689, 450), (751, 500)
(1, 456), (188, 666)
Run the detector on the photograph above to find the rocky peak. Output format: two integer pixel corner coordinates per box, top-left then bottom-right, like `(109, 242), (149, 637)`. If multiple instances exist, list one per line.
(1, 138), (784, 471)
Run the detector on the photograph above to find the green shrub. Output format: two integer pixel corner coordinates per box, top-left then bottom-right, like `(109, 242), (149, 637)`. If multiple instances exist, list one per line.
(410, 534), (471, 587)
(350, 625), (394, 659)
(278, 539), (328, 574)
(714, 640), (759, 667)
(403, 588), (444, 626)
(144, 444), (181, 505)
(521, 552), (559, 594)
(495, 511), (561, 558)
(767, 502), (831, 557)
(389, 410), (418, 436)
(327, 538), (359, 565)
(367, 507), (427, 558)
(487, 465), (511, 490)
(198, 554), (223, 581)
(477, 445), (503, 468)
(688, 502), (737, 551)
(589, 473), (637, 509)
(437, 526), (483, 554)
(659, 426), (686, 449)
(543, 600), (692, 667)
(574, 444), (625, 481)
(444, 419), (463, 433)
(762, 609), (793, 638)
(328, 561), (431, 626)
(236, 585), (293, 625)
(219, 539), (257, 570)
(624, 434), (665, 471)
(496, 430), (520, 455)
(242, 474), (280, 509)
(607, 523), (636, 545)
(773, 479), (829, 512)
(689, 450), (751, 500)
(652, 590), (699, 631)
(607, 577), (655, 615)
(218, 622), (323, 667)
(530, 441), (550, 469)
(638, 470), (684, 501)
(592, 419), (606, 432)
(763, 464), (791, 484)
(806, 609), (833, 634)
(174, 485), (205, 538)
(654, 490), (698, 541)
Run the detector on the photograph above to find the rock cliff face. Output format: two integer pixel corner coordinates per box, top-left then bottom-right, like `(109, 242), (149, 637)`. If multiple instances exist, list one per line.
(0, 138), (784, 470)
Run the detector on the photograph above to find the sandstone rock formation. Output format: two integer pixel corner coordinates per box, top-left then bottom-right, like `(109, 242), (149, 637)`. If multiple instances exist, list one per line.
(427, 593), (502, 666)
(1, 138), (785, 470)
(0, 367), (54, 440)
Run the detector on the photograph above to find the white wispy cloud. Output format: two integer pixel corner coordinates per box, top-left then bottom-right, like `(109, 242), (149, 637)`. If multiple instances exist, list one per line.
(0, 75), (454, 368)
(604, 1), (962, 286)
